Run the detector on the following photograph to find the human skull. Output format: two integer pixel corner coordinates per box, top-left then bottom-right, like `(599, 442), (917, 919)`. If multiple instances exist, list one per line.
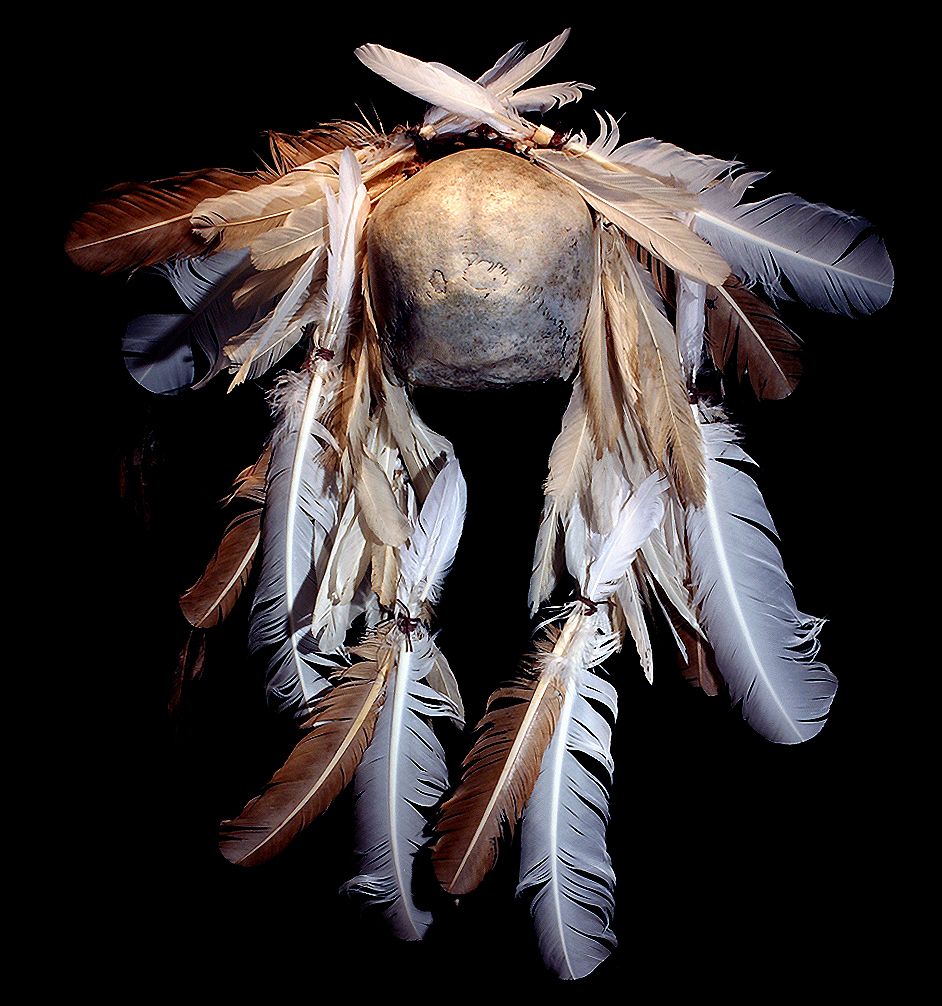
(367, 147), (595, 389)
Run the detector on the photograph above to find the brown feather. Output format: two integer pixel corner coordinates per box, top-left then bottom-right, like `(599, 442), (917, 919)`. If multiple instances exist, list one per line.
(431, 657), (565, 897)
(706, 277), (803, 400)
(674, 619), (721, 696)
(219, 659), (387, 867)
(178, 510), (262, 628)
(168, 628), (206, 733)
(178, 444), (272, 628)
(65, 168), (258, 274)
(265, 122), (379, 174)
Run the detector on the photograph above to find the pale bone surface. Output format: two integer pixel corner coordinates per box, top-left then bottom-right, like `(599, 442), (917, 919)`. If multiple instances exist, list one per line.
(367, 147), (595, 389)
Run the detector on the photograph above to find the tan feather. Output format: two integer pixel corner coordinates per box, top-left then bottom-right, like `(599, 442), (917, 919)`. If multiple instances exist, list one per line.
(600, 237), (642, 407)
(65, 168), (257, 274)
(230, 259), (302, 312)
(706, 277), (803, 400)
(431, 659), (565, 896)
(532, 149), (729, 286)
(674, 618), (721, 696)
(579, 228), (623, 454)
(191, 172), (328, 251)
(248, 200), (329, 271)
(626, 256), (707, 508)
(219, 658), (387, 866)
(355, 447), (411, 547)
(624, 236), (677, 309)
(378, 372), (451, 504)
(371, 540), (399, 609)
(311, 489), (373, 651)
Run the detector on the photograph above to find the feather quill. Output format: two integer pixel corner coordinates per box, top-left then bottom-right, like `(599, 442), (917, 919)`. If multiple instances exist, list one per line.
(513, 475), (665, 979)
(685, 419), (837, 742)
(431, 654), (566, 897)
(517, 661), (618, 979)
(246, 150), (370, 714)
(532, 148), (730, 287)
(345, 628), (456, 938)
(249, 375), (338, 720)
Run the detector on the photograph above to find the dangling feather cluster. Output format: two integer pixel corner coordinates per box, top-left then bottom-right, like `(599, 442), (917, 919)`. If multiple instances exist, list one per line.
(69, 28), (893, 979)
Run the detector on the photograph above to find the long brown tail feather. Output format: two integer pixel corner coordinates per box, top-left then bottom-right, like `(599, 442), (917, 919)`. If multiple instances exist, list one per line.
(431, 661), (565, 897)
(219, 658), (387, 867)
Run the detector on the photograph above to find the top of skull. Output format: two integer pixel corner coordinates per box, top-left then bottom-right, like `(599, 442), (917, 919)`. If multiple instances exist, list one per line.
(367, 147), (595, 390)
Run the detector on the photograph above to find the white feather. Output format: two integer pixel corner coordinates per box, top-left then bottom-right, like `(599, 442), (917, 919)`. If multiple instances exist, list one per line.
(584, 472), (668, 601)
(694, 180), (894, 315)
(480, 28), (571, 99)
(345, 460), (465, 938)
(685, 418), (837, 742)
(345, 629), (456, 939)
(419, 31), (581, 142)
(355, 43), (532, 141)
(610, 134), (893, 314)
(510, 82), (593, 113)
(518, 644), (618, 979)
(397, 458), (467, 613)
(675, 274), (706, 383)
(248, 382), (338, 721)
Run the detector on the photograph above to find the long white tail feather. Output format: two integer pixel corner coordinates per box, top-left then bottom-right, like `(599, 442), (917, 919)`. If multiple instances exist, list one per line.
(686, 418), (837, 742)
(344, 629), (455, 939)
(345, 460), (466, 937)
(518, 633), (619, 980)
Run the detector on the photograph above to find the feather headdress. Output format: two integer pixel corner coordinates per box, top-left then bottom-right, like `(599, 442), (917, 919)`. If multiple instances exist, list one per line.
(71, 29), (892, 980)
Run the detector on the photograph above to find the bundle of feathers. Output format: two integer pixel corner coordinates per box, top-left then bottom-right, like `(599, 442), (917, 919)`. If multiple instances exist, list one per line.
(69, 30), (893, 980)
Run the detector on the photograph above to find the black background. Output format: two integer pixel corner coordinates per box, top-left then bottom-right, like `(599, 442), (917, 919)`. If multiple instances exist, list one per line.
(54, 11), (909, 994)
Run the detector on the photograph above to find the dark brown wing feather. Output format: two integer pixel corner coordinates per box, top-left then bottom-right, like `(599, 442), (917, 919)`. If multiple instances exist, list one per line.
(706, 277), (803, 400)
(65, 167), (259, 274)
